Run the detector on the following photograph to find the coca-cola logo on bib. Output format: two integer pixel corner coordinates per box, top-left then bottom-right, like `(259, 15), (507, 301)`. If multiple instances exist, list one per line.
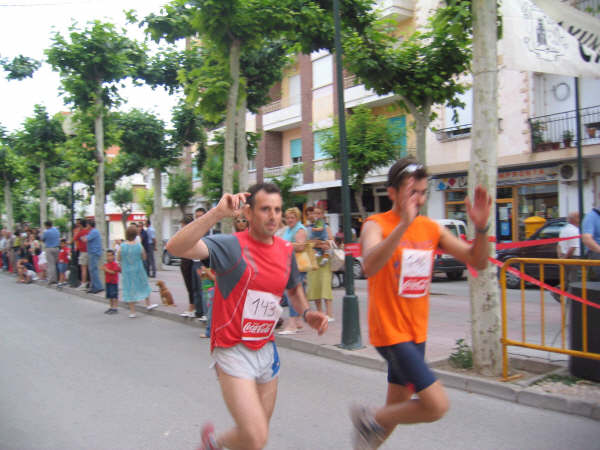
(242, 321), (273, 335)
(402, 278), (429, 293)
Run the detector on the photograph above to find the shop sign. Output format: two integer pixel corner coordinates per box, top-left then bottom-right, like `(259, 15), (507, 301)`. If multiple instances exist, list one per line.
(434, 166), (559, 191)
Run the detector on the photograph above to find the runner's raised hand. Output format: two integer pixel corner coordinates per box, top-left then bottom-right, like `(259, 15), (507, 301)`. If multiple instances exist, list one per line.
(399, 178), (420, 226)
(465, 185), (492, 230)
(216, 192), (250, 218)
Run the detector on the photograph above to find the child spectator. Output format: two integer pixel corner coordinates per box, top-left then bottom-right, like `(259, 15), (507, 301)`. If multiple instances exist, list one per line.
(57, 239), (70, 287)
(101, 249), (121, 315)
(309, 206), (330, 265)
(17, 260), (37, 284)
(197, 265), (216, 338)
(37, 248), (47, 281)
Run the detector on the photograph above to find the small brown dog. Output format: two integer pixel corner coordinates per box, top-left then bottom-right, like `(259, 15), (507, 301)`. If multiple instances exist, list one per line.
(156, 280), (176, 306)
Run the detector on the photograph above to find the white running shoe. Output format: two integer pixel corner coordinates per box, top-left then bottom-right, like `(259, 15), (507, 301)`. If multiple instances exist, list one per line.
(350, 405), (385, 450)
(146, 304), (159, 311)
(128, 313), (137, 318)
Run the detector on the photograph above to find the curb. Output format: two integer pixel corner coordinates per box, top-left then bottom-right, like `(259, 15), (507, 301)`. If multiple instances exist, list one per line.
(8, 273), (599, 421)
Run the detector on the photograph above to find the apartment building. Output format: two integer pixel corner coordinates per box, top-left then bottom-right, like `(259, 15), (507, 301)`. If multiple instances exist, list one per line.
(241, 0), (600, 240)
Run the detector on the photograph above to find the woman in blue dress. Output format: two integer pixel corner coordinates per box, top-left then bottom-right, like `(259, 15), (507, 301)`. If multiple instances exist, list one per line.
(118, 224), (157, 318)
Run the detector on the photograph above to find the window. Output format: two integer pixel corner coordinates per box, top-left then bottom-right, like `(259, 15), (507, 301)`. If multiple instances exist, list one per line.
(288, 74), (300, 105)
(387, 116), (407, 157)
(443, 88), (473, 137)
(313, 131), (329, 160)
(290, 138), (302, 163)
(312, 55), (333, 89)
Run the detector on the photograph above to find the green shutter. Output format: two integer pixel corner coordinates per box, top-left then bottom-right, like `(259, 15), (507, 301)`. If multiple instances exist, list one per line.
(388, 116), (407, 157)
(290, 138), (302, 159)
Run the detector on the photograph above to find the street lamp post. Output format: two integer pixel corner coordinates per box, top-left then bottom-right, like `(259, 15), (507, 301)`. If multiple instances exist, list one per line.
(68, 182), (80, 287)
(333, 0), (362, 350)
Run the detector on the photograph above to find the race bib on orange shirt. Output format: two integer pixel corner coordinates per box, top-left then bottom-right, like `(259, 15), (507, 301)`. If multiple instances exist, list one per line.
(241, 289), (283, 341)
(398, 249), (433, 298)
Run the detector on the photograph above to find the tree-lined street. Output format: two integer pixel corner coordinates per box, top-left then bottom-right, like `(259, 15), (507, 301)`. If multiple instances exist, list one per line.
(1, 276), (598, 450)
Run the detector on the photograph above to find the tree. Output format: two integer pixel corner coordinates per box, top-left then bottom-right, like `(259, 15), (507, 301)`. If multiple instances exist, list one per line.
(115, 109), (179, 270)
(46, 20), (146, 251)
(468, 0), (501, 376)
(166, 172), (194, 218)
(319, 105), (402, 218)
(0, 128), (25, 231)
(14, 105), (65, 226)
(138, 188), (155, 217)
(342, 0), (473, 213)
(265, 164), (306, 212)
(1, 54), (40, 80)
(110, 185), (134, 235)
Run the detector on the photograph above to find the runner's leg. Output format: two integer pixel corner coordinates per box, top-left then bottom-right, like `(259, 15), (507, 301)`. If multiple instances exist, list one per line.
(374, 380), (449, 427)
(379, 383), (412, 440)
(215, 366), (276, 450)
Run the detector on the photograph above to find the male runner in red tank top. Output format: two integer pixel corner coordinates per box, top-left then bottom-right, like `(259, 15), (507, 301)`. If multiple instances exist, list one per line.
(167, 183), (328, 450)
(353, 157), (491, 449)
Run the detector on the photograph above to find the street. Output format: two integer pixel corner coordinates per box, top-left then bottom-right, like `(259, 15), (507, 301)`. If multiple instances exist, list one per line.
(1, 276), (598, 449)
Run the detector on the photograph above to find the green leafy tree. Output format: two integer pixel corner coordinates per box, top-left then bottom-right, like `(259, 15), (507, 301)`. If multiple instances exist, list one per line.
(265, 164), (306, 212)
(320, 105), (402, 218)
(13, 105), (66, 226)
(46, 20), (147, 250)
(137, 187), (155, 217)
(110, 185), (134, 235)
(115, 108), (179, 269)
(342, 0), (472, 184)
(1, 54), (40, 80)
(0, 127), (26, 230)
(166, 171), (194, 218)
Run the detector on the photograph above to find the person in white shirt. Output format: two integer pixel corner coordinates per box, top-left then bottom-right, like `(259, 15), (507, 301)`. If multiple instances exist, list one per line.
(555, 212), (581, 299)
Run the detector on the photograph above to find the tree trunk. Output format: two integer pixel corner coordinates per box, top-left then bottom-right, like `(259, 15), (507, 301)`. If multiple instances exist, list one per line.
(469, 0), (501, 376)
(353, 185), (366, 220)
(121, 214), (128, 237)
(4, 178), (14, 231)
(40, 161), (47, 226)
(407, 100), (431, 216)
(153, 167), (163, 271)
(222, 39), (241, 234)
(94, 95), (106, 260)
(236, 95), (249, 192)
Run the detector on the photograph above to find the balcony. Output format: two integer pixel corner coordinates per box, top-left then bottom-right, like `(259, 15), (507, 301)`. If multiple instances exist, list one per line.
(435, 124), (472, 142)
(529, 105), (600, 152)
(262, 97), (301, 131)
(376, 0), (414, 22)
(263, 163), (303, 185)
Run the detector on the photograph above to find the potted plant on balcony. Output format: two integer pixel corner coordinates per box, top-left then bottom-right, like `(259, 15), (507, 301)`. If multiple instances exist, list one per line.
(531, 121), (545, 151)
(562, 129), (574, 147)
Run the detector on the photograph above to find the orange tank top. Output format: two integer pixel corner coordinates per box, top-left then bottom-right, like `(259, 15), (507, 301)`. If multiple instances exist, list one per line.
(364, 212), (441, 346)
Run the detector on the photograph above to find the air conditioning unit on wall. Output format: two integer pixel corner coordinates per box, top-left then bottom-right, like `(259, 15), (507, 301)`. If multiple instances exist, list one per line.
(558, 163), (587, 182)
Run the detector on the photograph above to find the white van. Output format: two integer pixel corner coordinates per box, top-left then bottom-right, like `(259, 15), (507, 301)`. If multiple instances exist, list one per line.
(434, 219), (468, 280)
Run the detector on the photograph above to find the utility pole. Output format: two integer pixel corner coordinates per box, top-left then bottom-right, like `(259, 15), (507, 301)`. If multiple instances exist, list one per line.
(469, 0), (502, 376)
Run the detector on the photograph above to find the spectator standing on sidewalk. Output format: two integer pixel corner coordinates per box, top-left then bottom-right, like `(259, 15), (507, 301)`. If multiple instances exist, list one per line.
(145, 219), (156, 277)
(42, 220), (60, 284)
(352, 158), (491, 449)
(1, 230), (9, 271)
(57, 238), (70, 287)
(119, 224), (157, 318)
(166, 183), (328, 450)
(84, 220), (104, 294)
(74, 219), (90, 289)
(179, 214), (198, 318)
(192, 207), (208, 321)
(101, 249), (121, 315)
(555, 211), (581, 296)
(582, 205), (600, 281)
(138, 221), (150, 275)
(306, 206), (334, 321)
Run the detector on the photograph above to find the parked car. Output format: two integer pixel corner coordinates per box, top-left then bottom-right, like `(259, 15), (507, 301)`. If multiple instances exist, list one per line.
(162, 239), (181, 266)
(496, 218), (567, 289)
(434, 219), (468, 280)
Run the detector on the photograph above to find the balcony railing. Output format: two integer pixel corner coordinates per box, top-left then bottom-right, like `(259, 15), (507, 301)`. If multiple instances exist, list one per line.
(529, 105), (600, 152)
(263, 163), (303, 185)
(435, 124), (472, 141)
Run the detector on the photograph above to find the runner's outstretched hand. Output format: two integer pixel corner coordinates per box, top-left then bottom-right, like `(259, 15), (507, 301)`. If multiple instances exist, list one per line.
(305, 310), (329, 335)
(400, 178), (420, 226)
(465, 185), (492, 230)
(216, 192), (250, 218)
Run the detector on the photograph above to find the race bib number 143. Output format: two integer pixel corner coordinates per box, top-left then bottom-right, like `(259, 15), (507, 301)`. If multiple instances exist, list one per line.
(241, 289), (283, 341)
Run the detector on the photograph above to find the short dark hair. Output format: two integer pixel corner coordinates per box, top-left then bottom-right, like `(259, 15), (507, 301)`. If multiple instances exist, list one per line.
(195, 207), (206, 214)
(125, 225), (138, 241)
(146, 219), (151, 226)
(78, 218), (87, 227)
(88, 220), (96, 228)
(182, 214), (194, 225)
(387, 157), (428, 189)
(44, 220), (52, 227)
(106, 249), (115, 255)
(246, 183), (281, 209)
(60, 238), (66, 244)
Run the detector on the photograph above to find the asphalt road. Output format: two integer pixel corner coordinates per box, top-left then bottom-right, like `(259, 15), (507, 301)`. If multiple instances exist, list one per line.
(1, 275), (598, 450)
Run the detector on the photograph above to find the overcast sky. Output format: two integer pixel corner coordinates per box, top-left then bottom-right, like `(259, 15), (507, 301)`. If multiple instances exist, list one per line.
(0, 0), (183, 133)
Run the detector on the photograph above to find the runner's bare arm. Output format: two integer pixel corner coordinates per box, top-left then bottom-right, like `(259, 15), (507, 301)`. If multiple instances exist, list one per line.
(166, 192), (249, 260)
(360, 220), (411, 278)
(286, 283), (328, 335)
(439, 185), (491, 270)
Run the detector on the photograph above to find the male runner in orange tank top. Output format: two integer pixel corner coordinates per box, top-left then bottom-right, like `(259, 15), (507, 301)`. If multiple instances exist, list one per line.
(352, 157), (491, 449)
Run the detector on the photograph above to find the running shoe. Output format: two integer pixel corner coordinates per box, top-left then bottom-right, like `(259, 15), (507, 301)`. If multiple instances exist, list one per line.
(199, 422), (221, 450)
(104, 308), (113, 314)
(350, 405), (385, 450)
(128, 313), (137, 318)
(146, 304), (159, 311)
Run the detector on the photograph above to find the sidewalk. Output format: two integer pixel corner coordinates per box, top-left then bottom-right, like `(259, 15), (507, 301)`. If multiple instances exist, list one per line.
(4, 267), (599, 421)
